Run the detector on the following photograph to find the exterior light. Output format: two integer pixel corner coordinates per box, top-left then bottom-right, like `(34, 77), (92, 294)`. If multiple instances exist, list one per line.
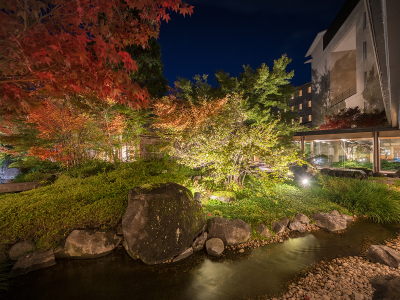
(302, 178), (309, 185)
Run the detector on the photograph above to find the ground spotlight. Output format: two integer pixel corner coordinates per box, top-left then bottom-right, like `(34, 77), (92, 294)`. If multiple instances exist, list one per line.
(302, 178), (309, 185)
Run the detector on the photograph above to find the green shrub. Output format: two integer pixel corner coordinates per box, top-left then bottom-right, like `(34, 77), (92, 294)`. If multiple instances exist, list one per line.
(314, 176), (400, 222)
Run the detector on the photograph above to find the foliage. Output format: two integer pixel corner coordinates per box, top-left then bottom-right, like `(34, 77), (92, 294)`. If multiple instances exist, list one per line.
(319, 106), (388, 130)
(203, 181), (348, 226)
(0, 158), (194, 249)
(126, 38), (169, 98)
(0, 0), (193, 113)
(314, 176), (400, 223)
(154, 92), (303, 185)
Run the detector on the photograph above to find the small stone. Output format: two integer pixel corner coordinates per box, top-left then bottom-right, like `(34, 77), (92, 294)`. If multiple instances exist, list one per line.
(239, 249), (244, 253)
(9, 240), (36, 260)
(206, 238), (224, 257)
(11, 250), (56, 276)
(172, 247), (193, 262)
(192, 232), (207, 252)
(256, 223), (272, 238)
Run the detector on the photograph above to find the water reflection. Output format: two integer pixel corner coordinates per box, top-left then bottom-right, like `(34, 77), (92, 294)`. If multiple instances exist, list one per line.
(8, 220), (400, 300)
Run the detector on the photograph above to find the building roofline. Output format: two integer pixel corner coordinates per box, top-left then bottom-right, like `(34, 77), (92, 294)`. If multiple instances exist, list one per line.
(305, 30), (326, 57)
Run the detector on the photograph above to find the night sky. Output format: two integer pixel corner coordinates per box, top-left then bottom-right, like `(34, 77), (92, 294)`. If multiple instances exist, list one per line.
(158, 0), (347, 88)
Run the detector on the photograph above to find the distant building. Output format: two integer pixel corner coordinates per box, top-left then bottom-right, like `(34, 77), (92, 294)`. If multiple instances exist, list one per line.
(290, 82), (313, 127)
(305, 0), (400, 127)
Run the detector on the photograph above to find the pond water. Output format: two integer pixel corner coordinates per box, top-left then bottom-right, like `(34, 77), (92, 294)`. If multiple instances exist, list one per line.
(7, 220), (400, 300)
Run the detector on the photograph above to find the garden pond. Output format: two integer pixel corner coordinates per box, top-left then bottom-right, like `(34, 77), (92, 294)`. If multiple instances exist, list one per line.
(6, 219), (400, 300)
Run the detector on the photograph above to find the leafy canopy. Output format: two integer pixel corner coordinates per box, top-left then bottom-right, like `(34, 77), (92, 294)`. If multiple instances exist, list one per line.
(0, 0), (193, 113)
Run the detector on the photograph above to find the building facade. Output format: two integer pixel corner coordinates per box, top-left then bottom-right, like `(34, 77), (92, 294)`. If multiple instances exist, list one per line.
(305, 0), (400, 127)
(290, 82), (313, 126)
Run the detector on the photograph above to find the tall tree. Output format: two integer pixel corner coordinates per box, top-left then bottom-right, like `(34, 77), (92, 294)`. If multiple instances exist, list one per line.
(126, 38), (169, 98)
(0, 0), (193, 113)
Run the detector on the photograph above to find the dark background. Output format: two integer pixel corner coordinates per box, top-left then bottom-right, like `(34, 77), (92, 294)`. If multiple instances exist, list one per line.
(158, 0), (347, 88)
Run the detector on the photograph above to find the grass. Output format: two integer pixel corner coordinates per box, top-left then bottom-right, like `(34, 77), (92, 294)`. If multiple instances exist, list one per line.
(1, 158), (400, 250)
(0, 159), (194, 249)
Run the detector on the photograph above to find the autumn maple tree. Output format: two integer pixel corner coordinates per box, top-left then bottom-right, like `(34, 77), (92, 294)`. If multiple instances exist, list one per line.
(0, 0), (193, 113)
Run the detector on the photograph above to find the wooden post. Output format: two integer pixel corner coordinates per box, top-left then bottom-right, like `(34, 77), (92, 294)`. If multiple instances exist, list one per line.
(300, 136), (305, 152)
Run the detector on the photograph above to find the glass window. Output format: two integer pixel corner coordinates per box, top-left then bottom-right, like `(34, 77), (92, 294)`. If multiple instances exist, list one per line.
(308, 101), (311, 107)
(291, 106), (294, 112)
(364, 71), (368, 90)
(363, 11), (367, 30)
(379, 138), (400, 171)
(299, 90), (302, 97)
(363, 41), (367, 60)
(308, 86), (311, 93)
(291, 119), (294, 125)
(308, 115), (312, 122)
(299, 103), (302, 110)
(306, 139), (373, 169)
(299, 117), (303, 123)
(291, 94), (294, 99)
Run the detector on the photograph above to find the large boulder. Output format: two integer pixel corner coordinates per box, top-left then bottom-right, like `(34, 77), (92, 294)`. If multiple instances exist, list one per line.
(9, 240), (35, 260)
(366, 245), (400, 268)
(280, 217), (290, 227)
(55, 230), (122, 259)
(295, 213), (310, 226)
(288, 218), (306, 233)
(122, 182), (206, 265)
(371, 275), (400, 300)
(311, 212), (347, 232)
(11, 250), (56, 276)
(192, 232), (207, 252)
(207, 217), (251, 245)
(206, 238), (224, 257)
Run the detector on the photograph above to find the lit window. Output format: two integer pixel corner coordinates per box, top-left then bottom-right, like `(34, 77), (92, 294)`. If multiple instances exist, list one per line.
(299, 90), (302, 97)
(291, 94), (294, 99)
(291, 106), (294, 112)
(308, 86), (311, 93)
(299, 103), (302, 110)
(291, 119), (294, 125)
(284, 109), (287, 113)
(299, 117), (303, 123)
(308, 115), (312, 122)
(308, 101), (311, 107)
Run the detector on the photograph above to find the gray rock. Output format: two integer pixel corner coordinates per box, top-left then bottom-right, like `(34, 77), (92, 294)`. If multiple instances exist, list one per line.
(295, 213), (310, 226)
(206, 238), (224, 257)
(9, 240), (35, 260)
(194, 192), (202, 204)
(11, 250), (56, 276)
(173, 247), (193, 262)
(311, 212), (347, 232)
(354, 293), (364, 300)
(330, 210), (340, 216)
(371, 275), (400, 300)
(208, 217), (251, 245)
(122, 183), (206, 265)
(366, 245), (400, 268)
(56, 230), (121, 259)
(116, 224), (123, 235)
(272, 221), (286, 234)
(209, 194), (235, 203)
(280, 217), (290, 227)
(192, 232), (207, 252)
(288, 218), (306, 233)
(256, 224), (272, 238)
(341, 214), (354, 222)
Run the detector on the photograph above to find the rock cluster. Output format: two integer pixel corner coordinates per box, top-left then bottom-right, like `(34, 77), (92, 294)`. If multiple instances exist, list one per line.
(268, 234), (400, 300)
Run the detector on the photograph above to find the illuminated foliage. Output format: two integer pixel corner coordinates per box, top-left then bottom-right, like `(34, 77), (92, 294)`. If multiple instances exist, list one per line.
(0, 0), (193, 113)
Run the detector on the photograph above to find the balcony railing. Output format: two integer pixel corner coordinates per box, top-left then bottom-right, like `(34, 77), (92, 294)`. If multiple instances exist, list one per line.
(331, 85), (357, 107)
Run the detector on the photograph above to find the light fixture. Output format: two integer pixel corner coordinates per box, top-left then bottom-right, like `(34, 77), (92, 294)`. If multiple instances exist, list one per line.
(302, 178), (309, 185)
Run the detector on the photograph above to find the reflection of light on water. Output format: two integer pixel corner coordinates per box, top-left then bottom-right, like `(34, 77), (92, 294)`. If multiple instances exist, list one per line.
(185, 260), (236, 299)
